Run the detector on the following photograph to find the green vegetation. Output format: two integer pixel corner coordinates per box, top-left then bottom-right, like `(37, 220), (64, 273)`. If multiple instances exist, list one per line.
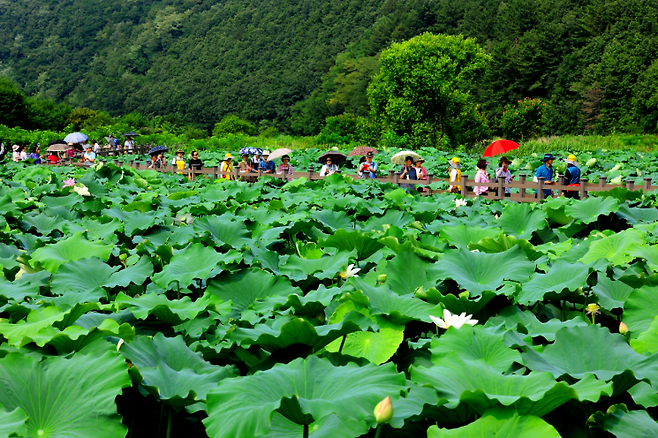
(1, 158), (658, 436)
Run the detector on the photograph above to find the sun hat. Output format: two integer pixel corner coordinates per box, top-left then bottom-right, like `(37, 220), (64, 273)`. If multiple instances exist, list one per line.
(565, 154), (578, 165)
(176, 149), (184, 154)
(415, 158), (425, 163)
(224, 153), (234, 160)
(366, 151), (374, 157)
(499, 156), (512, 165)
(449, 157), (461, 169)
(541, 153), (556, 162)
(262, 150), (271, 156)
(12, 145), (19, 151)
(281, 155), (290, 161)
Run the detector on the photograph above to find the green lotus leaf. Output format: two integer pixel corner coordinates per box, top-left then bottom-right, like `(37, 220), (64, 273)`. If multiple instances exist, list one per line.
(193, 215), (253, 249)
(579, 228), (645, 266)
(279, 250), (356, 282)
(440, 224), (503, 249)
(628, 382), (658, 408)
(208, 269), (302, 317)
(514, 260), (590, 305)
(20, 212), (65, 236)
(114, 292), (230, 325)
(204, 356), (406, 438)
(61, 217), (123, 243)
(230, 311), (374, 353)
(29, 318), (135, 354)
(623, 285), (658, 336)
(631, 317), (658, 355)
(121, 333), (235, 409)
(0, 406), (27, 438)
(604, 409), (658, 438)
(0, 243), (21, 271)
(103, 208), (165, 236)
(379, 252), (436, 295)
(417, 287), (497, 317)
(309, 209), (353, 231)
(104, 256), (154, 288)
(468, 234), (539, 261)
(427, 407), (560, 438)
(565, 196), (619, 224)
(497, 203), (547, 239)
(616, 204), (658, 225)
(521, 325), (645, 380)
(320, 229), (384, 261)
(430, 325), (522, 373)
(593, 276), (635, 310)
(389, 385), (440, 428)
(543, 196), (574, 226)
(30, 232), (113, 273)
(153, 243), (242, 289)
(0, 341), (131, 438)
(361, 210), (414, 232)
(50, 257), (118, 299)
(352, 279), (444, 323)
(428, 247), (535, 298)
(485, 306), (588, 342)
(0, 303), (99, 347)
(0, 271), (51, 302)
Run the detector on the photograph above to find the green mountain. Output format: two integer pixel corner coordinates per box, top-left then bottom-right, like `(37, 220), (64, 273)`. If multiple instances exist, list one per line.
(1, 0), (657, 135)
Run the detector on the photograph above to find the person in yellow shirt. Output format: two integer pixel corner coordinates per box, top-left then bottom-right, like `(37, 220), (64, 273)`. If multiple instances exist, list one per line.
(448, 157), (462, 193)
(171, 149), (186, 174)
(221, 153), (234, 180)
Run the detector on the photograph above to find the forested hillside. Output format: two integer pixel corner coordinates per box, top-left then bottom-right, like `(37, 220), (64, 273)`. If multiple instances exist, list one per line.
(1, 0), (657, 136)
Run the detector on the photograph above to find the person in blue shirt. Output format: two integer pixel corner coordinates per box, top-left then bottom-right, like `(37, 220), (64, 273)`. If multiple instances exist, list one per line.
(358, 151), (378, 178)
(399, 155), (417, 190)
(562, 154), (581, 198)
(259, 150), (276, 174)
(534, 153), (556, 198)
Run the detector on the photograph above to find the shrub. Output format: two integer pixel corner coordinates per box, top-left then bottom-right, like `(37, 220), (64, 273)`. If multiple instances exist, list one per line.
(213, 115), (256, 137)
(499, 98), (547, 141)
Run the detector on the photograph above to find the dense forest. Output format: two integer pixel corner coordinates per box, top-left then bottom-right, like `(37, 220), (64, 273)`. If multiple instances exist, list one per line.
(1, 0), (657, 138)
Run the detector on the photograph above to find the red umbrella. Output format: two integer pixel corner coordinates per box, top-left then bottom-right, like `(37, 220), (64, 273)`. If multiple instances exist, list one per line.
(348, 146), (379, 157)
(483, 140), (519, 157)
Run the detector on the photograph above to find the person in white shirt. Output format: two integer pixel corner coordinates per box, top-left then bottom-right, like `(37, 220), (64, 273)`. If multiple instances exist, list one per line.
(19, 146), (28, 161)
(93, 140), (101, 154)
(320, 157), (339, 176)
(124, 136), (135, 154)
(12, 145), (20, 162)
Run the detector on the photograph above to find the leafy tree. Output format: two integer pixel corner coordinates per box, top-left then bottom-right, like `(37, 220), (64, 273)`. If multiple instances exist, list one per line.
(499, 98), (547, 141)
(212, 116), (256, 137)
(368, 32), (490, 148)
(0, 77), (30, 129)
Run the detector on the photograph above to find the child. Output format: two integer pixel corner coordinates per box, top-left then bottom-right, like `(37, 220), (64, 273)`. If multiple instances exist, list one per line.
(474, 159), (490, 196)
(448, 157), (461, 193)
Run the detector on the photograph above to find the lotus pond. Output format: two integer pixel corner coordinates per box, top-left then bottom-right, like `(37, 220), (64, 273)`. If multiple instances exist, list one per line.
(2, 158), (658, 438)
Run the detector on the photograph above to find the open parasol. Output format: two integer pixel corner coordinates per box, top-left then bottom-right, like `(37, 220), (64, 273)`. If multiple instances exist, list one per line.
(348, 146), (379, 157)
(148, 145), (169, 156)
(483, 139), (519, 157)
(123, 132), (140, 137)
(390, 150), (422, 165)
(64, 132), (88, 144)
(318, 151), (347, 164)
(239, 147), (263, 155)
(268, 148), (293, 160)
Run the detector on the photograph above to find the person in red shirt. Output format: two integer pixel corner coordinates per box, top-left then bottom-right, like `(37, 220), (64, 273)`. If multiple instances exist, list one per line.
(46, 152), (61, 165)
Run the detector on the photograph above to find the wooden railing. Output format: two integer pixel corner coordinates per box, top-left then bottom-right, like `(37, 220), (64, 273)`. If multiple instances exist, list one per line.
(63, 158), (656, 202)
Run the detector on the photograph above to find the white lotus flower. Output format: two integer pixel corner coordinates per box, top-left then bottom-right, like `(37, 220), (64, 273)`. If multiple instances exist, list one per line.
(430, 309), (478, 330)
(339, 264), (360, 279)
(73, 185), (90, 196)
(454, 198), (467, 208)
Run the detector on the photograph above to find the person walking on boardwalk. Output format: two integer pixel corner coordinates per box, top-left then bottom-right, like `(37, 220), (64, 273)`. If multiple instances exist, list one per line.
(276, 155), (294, 181)
(534, 153), (556, 198)
(562, 154), (581, 198)
(239, 153), (252, 181)
(358, 151), (378, 179)
(260, 150), (276, 174)
(171, 149), (187, 174)
(448, 157), (461, 193)
(399, 155), (417, 190)
(474, 159), (490, 196)
(495, 156), (513, 197)
(222, 153), (235, 180)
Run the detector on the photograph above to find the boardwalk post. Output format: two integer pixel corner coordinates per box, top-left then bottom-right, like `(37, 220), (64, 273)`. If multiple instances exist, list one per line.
(626, 179), (635, 191)
(308, 166), (314, 181)
(129, 160), (134, 168)
(427, 174), (433, 185)
(394, 172), (400, 186)
(258, 168), (263, 179)
(212, 165), (218, 179)
(579, 178), (588, 199)
(283, 168), (288, 182)
(599, 176), (607, 188)
(460, 175), (468, 197)
(519, 174), (527, 198)
(538, 177), (545, 200)
(497, 176), (504, 200)
(644, 177), (652, 191)
(114, 159), (119, 166)
(388, 170), (395, 182)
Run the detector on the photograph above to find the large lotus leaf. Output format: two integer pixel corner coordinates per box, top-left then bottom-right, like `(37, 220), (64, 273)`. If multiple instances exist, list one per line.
(279, 250), (356, 282)
(103, 208), (165, 235)
(430, 325), (522, 373)
(320, 229), (383, 261)
(266, 411), (368, 438)
(497, 203), (547, 239)
(485, 306), (588, 342)
(521, 325), (644, 380)
(0, 270), (51, 302)
(428, 247), (535, 298)
(121, 333), (234, 409)
(104, 256), (154, 288)
(630, 317), (658, 355)
(616, 204), (658, 225)
(0, 406), (27, 438)
(114, 292), (230, 325)
(0, 342), (131, 438)
(543, 196), (574, 226)
(20, 212), (65, 236)
(379, 252), (435, 295)
(0, 243), (21, 270)
(427, 407), (560, 438)
(30, 232), (113, 273)
(593, 276), (635, 310)
(361, 210), (414, 232)
(153, 243), (242, 289)
(628, 382), (658, 408)
(622, 285), (658, 336)
(351, 279), (443, 323)
(193, 215), (253, 249)
(579, 228), (645, 266)
(0, 303), (99, 347)
(604, 409), (658, 438)
(440, 224), (503, 249)
(28, 318), (135, 353)
(208, 269), (302, 317)
(50, 257), (118, 299)
(204, 356), (406, 438)
(565, 196), (619, 224)
(309, 209), (353, 231)
(229, 311), (374, 353)
(62, 217), (123, 243)
(514, 260), (590, 305)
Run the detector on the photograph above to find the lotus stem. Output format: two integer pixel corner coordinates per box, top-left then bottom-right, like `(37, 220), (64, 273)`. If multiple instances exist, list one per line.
(157, 403), (164, 437)
(303, 423), (309, 438)
(374, 424), (382, 438)
(338, 335), (347, 353)
(166, 407), (172, 438)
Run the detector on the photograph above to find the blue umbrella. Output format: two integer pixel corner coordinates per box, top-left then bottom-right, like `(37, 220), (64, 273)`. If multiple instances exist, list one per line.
(63, 132), (88, 143)
(239, 147), (263, 155)
(148, 145), (169, 155)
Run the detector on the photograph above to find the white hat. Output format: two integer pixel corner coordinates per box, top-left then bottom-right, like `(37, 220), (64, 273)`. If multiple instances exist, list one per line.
(262, 150), (271, 155)
(12, 145), (19, 151)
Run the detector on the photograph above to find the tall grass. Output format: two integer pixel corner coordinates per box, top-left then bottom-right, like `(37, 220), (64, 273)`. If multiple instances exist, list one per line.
(509, 134), (658, 155)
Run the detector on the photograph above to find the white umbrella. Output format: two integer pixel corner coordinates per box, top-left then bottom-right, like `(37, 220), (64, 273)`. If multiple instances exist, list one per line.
(47, 144), (68, 152)
(390, 150), (421, 165)
(268, 148), (293, 161)
(64, 132), (88, 143)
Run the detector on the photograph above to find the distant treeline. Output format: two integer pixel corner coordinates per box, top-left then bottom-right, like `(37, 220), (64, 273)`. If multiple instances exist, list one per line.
(1, 0), (657, 139)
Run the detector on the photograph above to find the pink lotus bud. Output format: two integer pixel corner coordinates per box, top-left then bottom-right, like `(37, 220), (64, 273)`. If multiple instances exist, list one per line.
(374, 396), (393, 424)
